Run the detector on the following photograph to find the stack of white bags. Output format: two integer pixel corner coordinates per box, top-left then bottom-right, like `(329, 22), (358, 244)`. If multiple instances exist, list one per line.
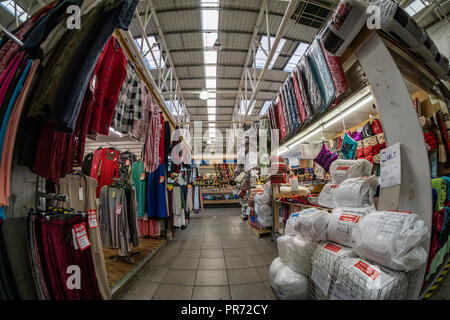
(270, 161), (430, 300)
(254, 184), (273, 228)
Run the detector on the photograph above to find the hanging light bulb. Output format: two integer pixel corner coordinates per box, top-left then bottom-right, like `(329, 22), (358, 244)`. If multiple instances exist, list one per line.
(199, 89), (209, 100)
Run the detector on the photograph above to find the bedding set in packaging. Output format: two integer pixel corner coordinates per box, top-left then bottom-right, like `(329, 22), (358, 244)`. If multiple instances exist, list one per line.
(327, 207), (369, 247)
(255, 184), (273, 228)
(277, 235), (314, 276)
(269, 257), (309, 300)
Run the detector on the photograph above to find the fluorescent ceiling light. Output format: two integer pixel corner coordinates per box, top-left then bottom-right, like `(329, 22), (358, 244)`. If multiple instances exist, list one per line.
(0, 1), (28, 22)
(259, 101), (272, 116)
(255, 36), (286, 69)
(323, 95), (373, 128)
(284, 42), (309, 72)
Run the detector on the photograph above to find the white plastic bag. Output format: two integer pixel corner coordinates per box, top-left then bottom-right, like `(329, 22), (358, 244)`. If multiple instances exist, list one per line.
(330, 159), (373, 184)
(277, 235), (314, 276)
(352, 211), (429, 271)
(318, 183), (339, 208)
(333, 176), (379, 208)
(292, 209), (330, 241)
(269, 258), (309, 300)
(257, 215), (273, 228)
(330, 258), (408, 300)
(327, 208), (366, 247)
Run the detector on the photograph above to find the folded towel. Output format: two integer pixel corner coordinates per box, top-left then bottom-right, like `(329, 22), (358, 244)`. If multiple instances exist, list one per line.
(432, 178), (446, 211)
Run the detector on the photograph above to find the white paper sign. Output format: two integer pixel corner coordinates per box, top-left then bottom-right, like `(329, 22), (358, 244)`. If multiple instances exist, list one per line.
(380, 143), (401, 188)
(311, 263), (331, 296)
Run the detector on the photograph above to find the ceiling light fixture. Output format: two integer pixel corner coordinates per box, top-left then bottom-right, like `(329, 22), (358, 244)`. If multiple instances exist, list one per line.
(199, 89), (209, 100)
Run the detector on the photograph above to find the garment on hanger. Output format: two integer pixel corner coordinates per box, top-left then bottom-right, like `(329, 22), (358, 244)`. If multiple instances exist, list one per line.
(131, 160), (146, 218)
(118, 151), (136, 180)
(82, 153), (94, 176)
(147, 163), (168, 219)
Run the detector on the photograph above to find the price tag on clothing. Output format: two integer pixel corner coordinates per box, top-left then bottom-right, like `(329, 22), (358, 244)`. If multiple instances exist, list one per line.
(246, 207), (251, 215)
(72, 229), (79, 250)
(112, 191), (116, 199)
(311, 263), (331, 296)
(88, 210), (99, 229)
(78, 187), (84, 201)
(140, 173), (146, 180)
(73, 222), (91, 251)
(126, 159), (130, 166)
(115, 203), (122, 216)
(159, 176), (165, 183)
(188, 184), (192, 188)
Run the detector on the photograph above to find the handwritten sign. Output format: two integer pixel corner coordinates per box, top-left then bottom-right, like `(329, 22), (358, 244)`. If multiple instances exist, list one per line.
(380, 143), (401, 188)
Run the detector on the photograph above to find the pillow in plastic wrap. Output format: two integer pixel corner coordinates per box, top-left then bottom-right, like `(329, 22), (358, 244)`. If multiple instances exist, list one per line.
(327, 209), (365, 247)
(330, 258), (408, 300)
(318, 183), (339, 208)
(277, 235), (314, 276)
(299, 55), (323, 117)
(334, 176), (379, 208)
(370, 0), (425, 50)
(257, 215), (273, 228)
(292, 209), (330, 241)
(275, 96), (287, 141)
(311, 242), (357, 299)
(321, 0), (368, 57)
(352, 211), (429, 271)
(258, 204), (272, 218)
(307, 38), (336, 111)
(293, 67), (313, 123)
(319, 40), (349, 97)
(269, 257), (309, 300)
(330, 159), (373, 184)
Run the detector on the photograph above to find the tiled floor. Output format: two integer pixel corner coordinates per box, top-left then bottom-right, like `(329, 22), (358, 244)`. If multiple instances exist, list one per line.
(117, 207), (278, 300)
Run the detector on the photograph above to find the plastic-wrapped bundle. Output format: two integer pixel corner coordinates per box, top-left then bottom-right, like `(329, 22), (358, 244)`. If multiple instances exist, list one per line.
(330, 159), (373, 184)
(299, 56), (323, 117)
(291, 208), (330, 241)
(293, 67), (313, 123)
(318, 183), (339, 208)
(327, 209), (366, 247)
(307, 38), (336, 111)
(268, 101), (278, 130)
(333, 176), (379, 208)
(275, 96), (287, 141)
(277, 235), (314, 276)
(285, 80), (301, 132)
(370, 0), (425, 50)
(352, 211), (429, 271)
(319, 40), (349, 97)
(269, 257), (309, 300)
(321, 0), (368, 57)
(281, 88), (293, 138)
(257, 215), (273, 228)
(310, 242), (357, 299)
(330, 258), (408, 300)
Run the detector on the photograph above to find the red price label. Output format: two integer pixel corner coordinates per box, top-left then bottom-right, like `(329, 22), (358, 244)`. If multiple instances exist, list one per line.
(115, 203), (122, 216)
(73, 222), (91, 251)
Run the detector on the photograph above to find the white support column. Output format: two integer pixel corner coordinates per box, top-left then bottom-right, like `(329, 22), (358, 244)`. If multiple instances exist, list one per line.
(356, 33), (432, 300)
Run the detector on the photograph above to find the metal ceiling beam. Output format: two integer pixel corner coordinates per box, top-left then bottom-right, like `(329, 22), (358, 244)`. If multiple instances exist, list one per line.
(240, 0), (299, 125)
(177, 76), (283, 84)
(231, 2), (266, 122)
(161, 90), (277, 95)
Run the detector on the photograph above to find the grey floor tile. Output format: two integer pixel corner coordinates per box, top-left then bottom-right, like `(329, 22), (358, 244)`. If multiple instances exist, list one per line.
(162, 269), (197, 286)
(198, 258), (226, 270)
(202, 241), (223, 249)
(177, 249), (201, 259)
(200, 249), (224, 258)
(255, 266), (270, 281)
(250, 253), (277, 267)
(137, 266), (168, 282)
(152, 284), (194, 300)
(225, 256), (254, 269)
(192, 286), (231, 300)
(223, 240), (247, 249)
(227, 268), (263, 285)
(120, 280), (159, 300)
(224, 248), (248, 258)
(245, 246), (274, 256)
(170, 257), (199, 270)
(230, 282), (277, 300)
(195, 270), (228, 286)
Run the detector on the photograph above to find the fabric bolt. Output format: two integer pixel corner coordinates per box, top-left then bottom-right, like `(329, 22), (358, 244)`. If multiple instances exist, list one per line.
(299, 55), (323, 117)
(275, 96), (287, 142)
(98, 185), (130, 256)
(319, 40), (349, 97)
(294, 68), (313, 123)
(285, 81), (300, 133)
(57, 174), (111, 300)
(112, 62), (142, 134)
(281, 87), (293, 137)
(0, 53), (23, 111)
(0, 60), (39, 208)
(39, 215), (103, 300)
(87, 36), (127, 136)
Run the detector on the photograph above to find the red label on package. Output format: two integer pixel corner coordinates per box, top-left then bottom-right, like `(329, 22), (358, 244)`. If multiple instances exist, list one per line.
(73, 222), (91, 251)
(354, 260), (380, 280)
(115, 203), (122, 216)
(88, 210), (99, 229)
(330, 184), (339, 189)
(324, 243), (342, 253)
(339, 214), (360, 223)
(336, 166), (350, 171)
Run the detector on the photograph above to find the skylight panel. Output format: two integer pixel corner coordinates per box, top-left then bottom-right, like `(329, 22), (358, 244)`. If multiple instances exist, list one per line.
(0, 1), (28, 22)
(259, 101), (272, 116)
(254, 36), (286, 69)
(239, 100), (256, 115)
(135, 36), (166, 70)
(405, 0), (426, 15)
(204, 51), (217, 64)
(205, 78), (216, 89)
(283, 42), (308, 72)
(202, 10), (219, 30)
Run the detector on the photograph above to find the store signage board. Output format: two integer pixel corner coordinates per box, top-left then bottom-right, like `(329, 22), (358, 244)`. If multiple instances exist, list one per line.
(380, 143), (401, 188)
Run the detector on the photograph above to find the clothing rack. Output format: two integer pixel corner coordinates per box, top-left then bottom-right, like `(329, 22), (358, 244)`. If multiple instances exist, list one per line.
(0, 24), (23, 47)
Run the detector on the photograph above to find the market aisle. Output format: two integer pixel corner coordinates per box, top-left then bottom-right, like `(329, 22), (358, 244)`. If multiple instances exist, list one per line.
(118, 207), (278, 300)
